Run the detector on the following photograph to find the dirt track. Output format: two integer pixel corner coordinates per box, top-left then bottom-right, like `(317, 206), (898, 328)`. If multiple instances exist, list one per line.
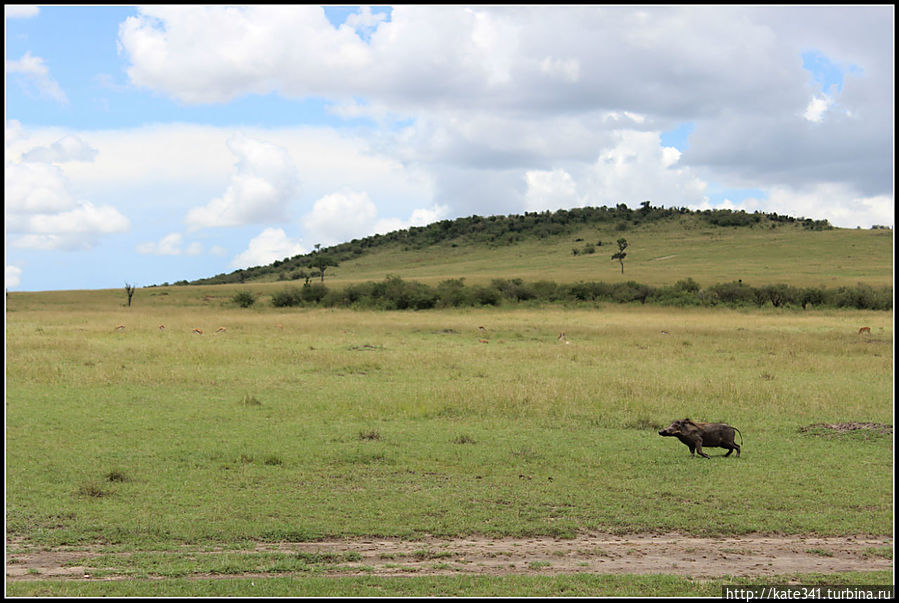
(6, 533), (893, 581)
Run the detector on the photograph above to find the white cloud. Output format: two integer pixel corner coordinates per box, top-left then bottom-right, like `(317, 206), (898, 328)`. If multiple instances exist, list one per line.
(137, 233), (209, 256)
(137, 232), (185, 255)
(300, 189), (449, 246)
(719, 183), (894, 229)
(11, 200), (131, 250)
(231, 227), (307, 269)
(300, 190), (379, 247)
(524, 168), (582, 211)
(582, 130), (707, 208)
(6, 265), (23, 289)
(21, 135), (98, 163)
(5, 162), (76, 214)
(185, 135), (300, 230)
(5, 5), (39, 19)
(5, 128), (131, 251)
(6, 52), (68, 104)
(114, 5), (892, 217)
(803, 94), (834, 122)
(373, 204), (450, 235)
(118, 5), (372, 103)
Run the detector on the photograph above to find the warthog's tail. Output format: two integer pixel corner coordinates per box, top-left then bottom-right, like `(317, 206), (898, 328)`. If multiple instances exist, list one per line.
(734, 427), (743, 448)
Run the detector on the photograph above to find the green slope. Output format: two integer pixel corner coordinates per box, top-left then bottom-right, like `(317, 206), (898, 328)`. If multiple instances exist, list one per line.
(187, 208), (891, 290)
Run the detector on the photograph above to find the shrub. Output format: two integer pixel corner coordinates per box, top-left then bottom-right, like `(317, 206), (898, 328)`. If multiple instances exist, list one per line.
(232, 290), (257, 308)
(301, 282), (329, 304)
(271, 287), (303, 307)
(707, 281), (756, 306)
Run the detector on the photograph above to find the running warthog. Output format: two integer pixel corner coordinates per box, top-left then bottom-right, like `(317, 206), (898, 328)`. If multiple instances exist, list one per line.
(658, 418), (742, 458)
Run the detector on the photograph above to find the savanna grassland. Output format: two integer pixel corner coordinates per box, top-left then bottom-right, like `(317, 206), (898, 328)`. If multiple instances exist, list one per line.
(5, 222), (894, 597)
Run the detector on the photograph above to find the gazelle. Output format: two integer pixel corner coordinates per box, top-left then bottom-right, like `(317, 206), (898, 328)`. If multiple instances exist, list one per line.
(858, 326), (871, 335)
(192, 328), (204, 335)
(114, 324), (126, 331)
(215, 327), (227, 333)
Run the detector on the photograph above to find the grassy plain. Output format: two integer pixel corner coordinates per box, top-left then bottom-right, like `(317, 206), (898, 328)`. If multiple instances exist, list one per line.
(5, 282), (893, 595)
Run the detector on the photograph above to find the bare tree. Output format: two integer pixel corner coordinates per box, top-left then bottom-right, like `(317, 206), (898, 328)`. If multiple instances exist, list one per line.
(124, 282), (136, 307)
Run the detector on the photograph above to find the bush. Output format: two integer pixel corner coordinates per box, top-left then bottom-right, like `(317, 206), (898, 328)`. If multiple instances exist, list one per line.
(301, 282), (329, 304)
(611, 281), (653, 304)
(707, 281), (756, 306)
(271, 287), (303, 307)
(232, 291), (257, 308)
(649, 285), (701, 307)
(758, 284), (800, 308)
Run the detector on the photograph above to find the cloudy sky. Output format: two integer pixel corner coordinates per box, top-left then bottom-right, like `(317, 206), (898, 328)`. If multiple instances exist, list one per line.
(5, 5), (894, 291)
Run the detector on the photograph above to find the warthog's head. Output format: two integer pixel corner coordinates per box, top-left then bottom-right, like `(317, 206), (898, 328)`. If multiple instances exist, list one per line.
(658, 418), (696, 437)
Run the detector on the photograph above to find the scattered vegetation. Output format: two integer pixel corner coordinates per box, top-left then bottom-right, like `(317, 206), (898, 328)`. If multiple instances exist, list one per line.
(261, 275), (891, 311)
(182, 204), (836, 286)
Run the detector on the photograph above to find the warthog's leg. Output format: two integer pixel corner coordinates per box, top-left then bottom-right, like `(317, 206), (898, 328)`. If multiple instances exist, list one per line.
(695, 442), (711, 459)
(724, 443), (740, 457)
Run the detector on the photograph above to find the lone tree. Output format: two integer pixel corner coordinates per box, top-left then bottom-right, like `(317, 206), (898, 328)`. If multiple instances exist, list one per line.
(309, 253), (338, 282)
(124, 282), (136, 306)
(611, 238), (628, 274)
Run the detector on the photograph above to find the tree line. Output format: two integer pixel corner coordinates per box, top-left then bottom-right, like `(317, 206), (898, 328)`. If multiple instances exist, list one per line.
(235, 276), (891, 312)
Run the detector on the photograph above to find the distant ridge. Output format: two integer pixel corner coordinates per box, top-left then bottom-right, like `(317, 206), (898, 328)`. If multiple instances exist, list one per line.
(185, 203), (833, 286)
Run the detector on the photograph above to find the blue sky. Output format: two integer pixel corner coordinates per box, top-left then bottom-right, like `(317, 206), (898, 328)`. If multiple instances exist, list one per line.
(5, 5), (894, 291)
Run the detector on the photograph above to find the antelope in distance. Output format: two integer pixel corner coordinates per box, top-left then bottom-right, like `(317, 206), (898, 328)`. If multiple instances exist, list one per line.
(215, 327), (227, 333)
(858, 326), (871, 335)
(114, 324), (126, 331)
(192, 328), (204, 335)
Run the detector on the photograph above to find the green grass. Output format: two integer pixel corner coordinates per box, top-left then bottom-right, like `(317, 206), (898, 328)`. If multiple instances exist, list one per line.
(287, 220), (894, 289)
(5, 283), (892, 595)
(6, 304), (892, 545)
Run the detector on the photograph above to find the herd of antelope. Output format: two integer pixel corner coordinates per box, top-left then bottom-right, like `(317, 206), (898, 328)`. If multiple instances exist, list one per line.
(113, 324), (234, 334)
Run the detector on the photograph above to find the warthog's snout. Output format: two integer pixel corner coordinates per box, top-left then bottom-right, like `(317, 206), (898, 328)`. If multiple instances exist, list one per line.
(658, 418), (742, 459)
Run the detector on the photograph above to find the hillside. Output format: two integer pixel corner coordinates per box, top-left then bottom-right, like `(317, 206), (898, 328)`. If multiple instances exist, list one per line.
(182, 205), (891, 290)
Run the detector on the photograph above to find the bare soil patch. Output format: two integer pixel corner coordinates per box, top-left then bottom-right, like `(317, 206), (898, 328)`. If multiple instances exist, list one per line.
(800, 423), (892, 436)
(6, 533), (892, 581)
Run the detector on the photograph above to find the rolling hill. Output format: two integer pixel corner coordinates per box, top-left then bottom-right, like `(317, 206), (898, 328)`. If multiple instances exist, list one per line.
(183, 205), (891, 290)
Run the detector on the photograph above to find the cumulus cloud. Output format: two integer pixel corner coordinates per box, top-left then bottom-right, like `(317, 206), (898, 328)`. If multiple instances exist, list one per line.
(185, 135), (300, 230)
(118, 5), (371, 104)
(715, 184), (894, 230)
(21, 135), (99, 163)
(6, 265), (23, 289)
(137, 232), (185, 255)
(231, 227), (306, 269)
(301, 190), (378, 247)
(137, 232), (210, 256)
(6, 52), (68, 104)
(524, 168), (582, 211)
(10, 201), (130, 251)
(300, 189), (450, 247)
(115, 5), (892, 227)
(581, 131), (708, 208)
(5, 162), (77, 214)
(5, 128), (130, 250)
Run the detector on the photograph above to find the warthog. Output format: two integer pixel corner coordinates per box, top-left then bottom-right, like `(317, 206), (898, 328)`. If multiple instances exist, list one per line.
(658, 418), (742, 458)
